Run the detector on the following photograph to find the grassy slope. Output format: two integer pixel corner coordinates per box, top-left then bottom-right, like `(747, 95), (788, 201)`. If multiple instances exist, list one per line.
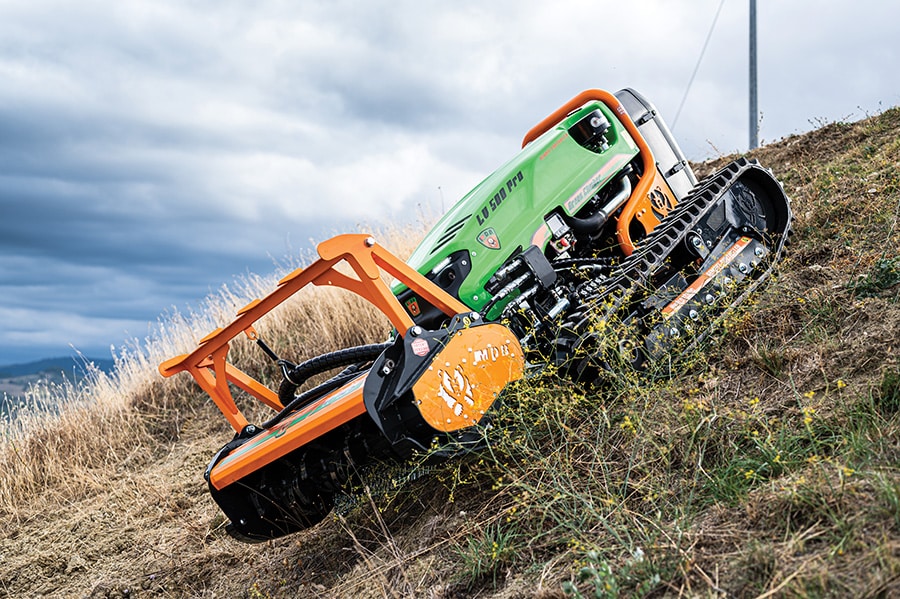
(2, 109), (899, 599)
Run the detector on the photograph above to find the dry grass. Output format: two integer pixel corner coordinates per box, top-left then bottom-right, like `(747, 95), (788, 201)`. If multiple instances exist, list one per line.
(2, 109), (900, 598)
(0, 225), (423, 512)
(0, 225), (425, 597)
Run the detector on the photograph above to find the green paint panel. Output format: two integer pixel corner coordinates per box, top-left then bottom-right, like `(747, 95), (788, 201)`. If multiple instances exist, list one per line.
(396, 101), (639, 311)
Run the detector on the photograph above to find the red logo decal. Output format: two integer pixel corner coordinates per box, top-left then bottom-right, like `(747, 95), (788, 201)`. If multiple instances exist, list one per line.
(478, 228), (501, 250)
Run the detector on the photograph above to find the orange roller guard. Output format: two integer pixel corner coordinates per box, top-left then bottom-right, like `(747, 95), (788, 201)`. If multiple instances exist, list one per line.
(412, 323), (525, 432)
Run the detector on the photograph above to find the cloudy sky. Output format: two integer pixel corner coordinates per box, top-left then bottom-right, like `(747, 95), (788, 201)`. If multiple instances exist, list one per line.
(1, 0), (898, 366)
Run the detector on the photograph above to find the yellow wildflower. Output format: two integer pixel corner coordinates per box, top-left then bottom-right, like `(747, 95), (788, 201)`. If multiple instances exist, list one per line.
(802, 406), (816, 425)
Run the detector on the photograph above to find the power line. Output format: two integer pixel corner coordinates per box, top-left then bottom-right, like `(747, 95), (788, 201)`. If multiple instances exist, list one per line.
(672, 0), (727, 130)
(749, 0), (758, 149)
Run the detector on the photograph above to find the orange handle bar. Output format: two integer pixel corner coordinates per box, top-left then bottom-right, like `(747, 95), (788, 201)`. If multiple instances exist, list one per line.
(160, 234), (470, 432)
(521, 89), (657, 256)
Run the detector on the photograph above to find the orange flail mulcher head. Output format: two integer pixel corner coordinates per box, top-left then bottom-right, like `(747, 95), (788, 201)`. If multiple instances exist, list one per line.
(159, 234), (524, 541)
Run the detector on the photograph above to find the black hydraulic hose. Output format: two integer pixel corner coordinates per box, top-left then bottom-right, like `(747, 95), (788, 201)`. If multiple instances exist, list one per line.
(270, 342), (391, 421)
(563, 174), (632, 235)
(564, 207), (608, 235)
(280, 342), (391, 394)
(480, 271), (531, 318)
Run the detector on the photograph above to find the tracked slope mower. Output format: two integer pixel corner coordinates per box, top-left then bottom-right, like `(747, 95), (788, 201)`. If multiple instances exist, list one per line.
(160, 88), (792, 542)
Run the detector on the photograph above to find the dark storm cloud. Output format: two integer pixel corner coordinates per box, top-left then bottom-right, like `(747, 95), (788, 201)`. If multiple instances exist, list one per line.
(0, 0), (898, 365)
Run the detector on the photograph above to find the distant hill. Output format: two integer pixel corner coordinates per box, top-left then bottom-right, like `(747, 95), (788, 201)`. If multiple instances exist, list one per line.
(0, 356), (116, 407)
(0, 356), (115, 378)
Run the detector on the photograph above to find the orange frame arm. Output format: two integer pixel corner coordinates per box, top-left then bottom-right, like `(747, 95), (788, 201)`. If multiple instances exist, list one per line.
(521, 89), (656, 256)
(159, 234), (471, 433)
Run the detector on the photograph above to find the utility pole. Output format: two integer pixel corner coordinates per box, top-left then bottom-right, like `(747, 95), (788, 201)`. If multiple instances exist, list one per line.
(749, 0), (758, 149)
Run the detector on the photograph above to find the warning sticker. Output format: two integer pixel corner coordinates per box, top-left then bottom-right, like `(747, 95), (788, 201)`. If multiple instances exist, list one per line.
(661, 236), (752, 319)
(411, 337), (430, 357)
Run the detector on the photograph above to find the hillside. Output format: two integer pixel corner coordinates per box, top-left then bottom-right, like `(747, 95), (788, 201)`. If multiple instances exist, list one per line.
(1, 108), (899, 599)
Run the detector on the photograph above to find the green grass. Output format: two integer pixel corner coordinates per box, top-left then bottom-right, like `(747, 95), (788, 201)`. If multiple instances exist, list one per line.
(847, 256), (900, 299)
(453, 518), (524, 587)
(438, 326), (900, 596)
